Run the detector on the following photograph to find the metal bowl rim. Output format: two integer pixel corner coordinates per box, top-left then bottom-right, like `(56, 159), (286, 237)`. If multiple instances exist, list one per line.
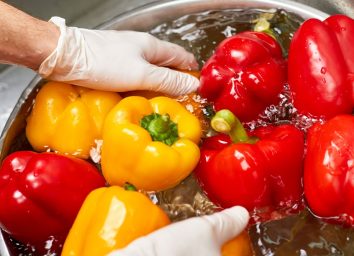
(99, 0), (330, 30)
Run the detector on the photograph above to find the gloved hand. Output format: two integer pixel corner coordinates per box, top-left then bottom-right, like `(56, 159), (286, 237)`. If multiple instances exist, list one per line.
(108, 206), (249, 256)
(38, 17), (199, 96)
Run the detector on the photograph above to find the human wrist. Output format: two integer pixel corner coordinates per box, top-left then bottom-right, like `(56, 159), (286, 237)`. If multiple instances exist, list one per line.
(0, 1), (60, 70)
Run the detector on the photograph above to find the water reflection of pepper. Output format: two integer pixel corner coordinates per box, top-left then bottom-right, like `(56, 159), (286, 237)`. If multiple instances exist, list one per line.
(195, 110), (304, 214)
(288, 15), (354, 119)
(0, 151), (106, 253)
(304, 115), (354, 226)
(199, 31), (287, 122)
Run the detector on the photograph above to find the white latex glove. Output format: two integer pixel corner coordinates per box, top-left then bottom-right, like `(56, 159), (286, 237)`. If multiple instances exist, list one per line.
(108, 206), (249, 256)
(38, 17), (199, 96)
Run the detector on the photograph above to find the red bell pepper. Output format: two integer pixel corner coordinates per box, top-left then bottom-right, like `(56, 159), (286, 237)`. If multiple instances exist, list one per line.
(288, 15), (354, 119)
(304, 115), (354, 226)
(0, 151), (106, 253)
(199, 31), (286, 122)
(195, 110), (304, 215)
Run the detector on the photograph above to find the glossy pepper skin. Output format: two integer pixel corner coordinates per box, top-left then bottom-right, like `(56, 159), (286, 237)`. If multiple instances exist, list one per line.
(0, 151), (106, 252)
(61, 186), (170, 256)
(288, 15), (354, 119)
(26, 82), (121, 159)
(222, 231), (253, 256)
(199, 31), (286, 122)
(304, 115), (354, 226)
(195, 111), (304, 212)
(101, 96), (201, 191)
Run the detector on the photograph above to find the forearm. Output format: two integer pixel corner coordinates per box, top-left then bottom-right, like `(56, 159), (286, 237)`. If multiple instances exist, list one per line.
(0, 3), (199, 95)
(0, 1), (59, 70)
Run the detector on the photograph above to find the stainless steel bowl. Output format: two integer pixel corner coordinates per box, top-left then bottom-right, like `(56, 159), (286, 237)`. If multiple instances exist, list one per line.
(0, 0), (330, 255)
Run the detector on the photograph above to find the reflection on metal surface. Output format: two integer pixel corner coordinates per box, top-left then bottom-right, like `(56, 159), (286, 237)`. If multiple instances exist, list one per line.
(0, 233), (10, 256)
(99, 0), (329, 32)
(0, 67), (35, 134)
(294, 0), (354, 17)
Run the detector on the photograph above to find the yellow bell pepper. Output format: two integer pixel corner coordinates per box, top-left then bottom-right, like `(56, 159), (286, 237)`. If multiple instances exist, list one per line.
(101, 96), (202, 191)
(61, 186), (170, 256)
(26, 82), (121, 159)
(222, 231), (254, 256)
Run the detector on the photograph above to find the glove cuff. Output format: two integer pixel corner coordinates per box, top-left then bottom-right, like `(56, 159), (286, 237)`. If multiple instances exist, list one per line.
(38, 17), (67, 76)
(38, 17), (88, 83)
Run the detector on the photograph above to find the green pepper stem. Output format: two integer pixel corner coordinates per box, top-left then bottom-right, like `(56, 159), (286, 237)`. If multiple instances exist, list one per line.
(254, 17), (277, 39)
(140, 113), (179, 146)
(124, 183), (137, 191)
(148, 114), (170, 134)
(211, 109), (258, 144)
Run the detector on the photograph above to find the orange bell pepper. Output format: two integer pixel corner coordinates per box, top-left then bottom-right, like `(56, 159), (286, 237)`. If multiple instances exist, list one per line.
(26, 82), (121, 159)
(222, 231), (254, 256)
(61, 186), (170, 256)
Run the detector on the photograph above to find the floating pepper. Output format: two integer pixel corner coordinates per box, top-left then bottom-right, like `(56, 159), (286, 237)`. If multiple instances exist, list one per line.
(26, 82), (121, 159)
(0, 151), (105, 253)
(101, 96), (201, 191)
(288, 15), (354, 119)
(61, 186), (170, 256)
(195, 110), (304, 214)
(304, 115), (354, 226)
(199, 31), (286, 122)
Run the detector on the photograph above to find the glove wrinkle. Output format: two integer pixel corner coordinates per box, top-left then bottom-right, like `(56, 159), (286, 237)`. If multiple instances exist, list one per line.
(38, 16), (66, 75)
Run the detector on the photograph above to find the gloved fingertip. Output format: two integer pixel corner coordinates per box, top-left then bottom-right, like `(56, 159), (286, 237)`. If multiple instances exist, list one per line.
(188, 58), (199, 71)
(223, 206), (250, 227)
(203, 205), (250, 245)
(181, 53), (199, 71)
(144, 65), (200, 96)
(187, 74), (200, 91)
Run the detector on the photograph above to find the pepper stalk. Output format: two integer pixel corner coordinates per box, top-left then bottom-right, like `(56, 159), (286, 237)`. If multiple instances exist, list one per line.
(140, 113), (179, 146)
(254, 16), (277, 39)
(211, 109), (258, 144)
